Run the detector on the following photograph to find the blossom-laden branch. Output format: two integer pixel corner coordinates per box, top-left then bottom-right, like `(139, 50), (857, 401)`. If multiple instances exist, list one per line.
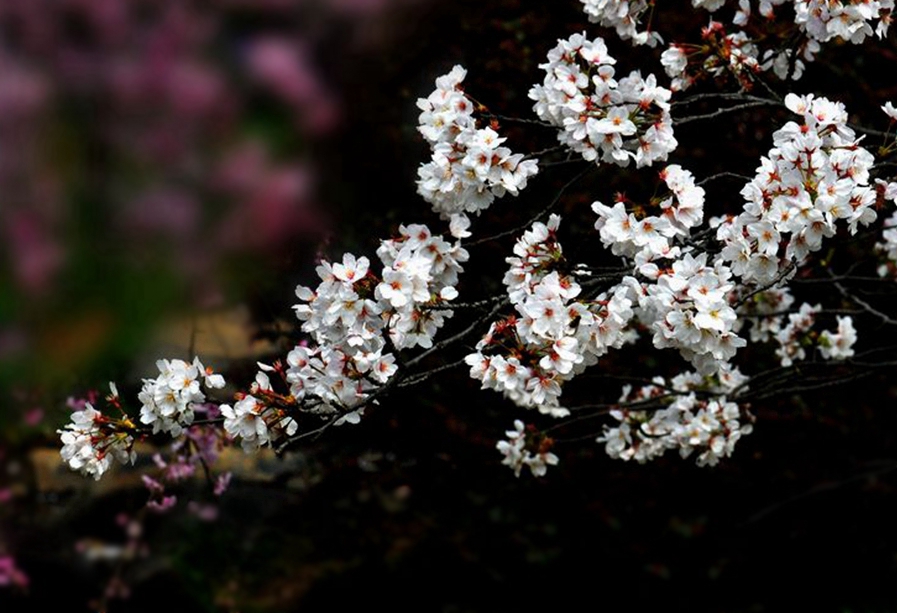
(57, 0), (897, 486)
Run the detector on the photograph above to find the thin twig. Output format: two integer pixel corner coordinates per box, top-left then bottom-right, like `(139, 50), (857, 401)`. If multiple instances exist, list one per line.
(832, 275), (897, 326)
(696, 171), (753, 187)
(739, 368), (877, 402)
(481, 112), (555, 128)
(397, 358), (468, 388)
(735, 262), (796, 308)
(672, 92), (779, 108)
(790, 275), (895, 284)
(745, 460), (897, 524)
(468, 165), (592, 247)
(848, 123), (892, 139)
(406, 300), (508, 368)
(421, 295), (506, 311)
(673, 100), (781, 126)
(275, 416), (341, 452)
(525, 144), (569, 160)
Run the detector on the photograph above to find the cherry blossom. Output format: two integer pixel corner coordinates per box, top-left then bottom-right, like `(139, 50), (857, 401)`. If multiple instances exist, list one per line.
(55, 1), (897, 487)
(530, 33), (676, 167)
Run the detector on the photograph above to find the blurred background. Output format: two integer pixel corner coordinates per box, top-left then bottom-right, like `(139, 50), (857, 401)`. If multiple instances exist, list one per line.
(1, 1), (896, 611)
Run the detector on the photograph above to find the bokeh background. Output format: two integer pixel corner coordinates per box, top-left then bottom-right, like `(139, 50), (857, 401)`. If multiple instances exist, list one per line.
(2, 0), (896, 611)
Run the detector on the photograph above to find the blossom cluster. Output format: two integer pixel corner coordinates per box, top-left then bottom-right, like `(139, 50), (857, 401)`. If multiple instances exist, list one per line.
(770, 304), (858, 365)
(579, 0), (662, 46)
(650, 0), (893, 90)
(466, 215), (635, 416)
(59, 361), (227, 480)
(59, 401), (137, 481)
(633, 253), (746, 375)
(735, 287), (795, 343)
(221, 369), (299, 453)
(717, 94), (877, 287)
(529, 33), (676, 168)
(138, 358), (226, 437)
(873, 178), (897, 275)
(597, 367), (754, 467)
(54, 1), (897, 492)
(591, 166), (746, 374)
(251, 224), (471, 449)
(791, 0), (894, 43)
(592, 164), (705, 262)
(495, 420), (560, 477)
(771, 302), (821, 365)
(817, 316), (858, 360)
(416, 66), (538, 220)
(660, 22), (764, 91)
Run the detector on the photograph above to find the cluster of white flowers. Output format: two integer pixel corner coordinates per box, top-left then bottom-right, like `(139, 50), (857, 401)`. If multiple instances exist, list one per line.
(758, 36), (821, 81)
(591, 166), (745, 374)
(466, 215), (636, 417)
(735, 287), (795, 343)
(717, 94), (877, 287)
(772, 304), (859, 365)
(658, 45), (691, 91)
(137, 358), (225, 437)
(597, 367), (754, 467)
(657, 0), (892, 89)
(818, 316), (858, 360)
(592, 164), (705, 263)
(59, 402), (137, 481)
(496, 420), (560, 477)
(220, 370), (298, 453)
(579, 0), (662, 46)
(634, 253), (746, 375)
(416, 65), (538, 220)
(529, 33), (676, 168)
(224, 223), (470, 454)
(56, 3), (897, 484)
(269, 224), (469, 445)
(773, 302), (820, 366)
(689, 0), (893, 42)
(876, 212), (897, 276)
(701, 26), (761, 85)
(660, 23), (763, 92)
(792, 0), (894, 43)
(873, 178), (897, 276)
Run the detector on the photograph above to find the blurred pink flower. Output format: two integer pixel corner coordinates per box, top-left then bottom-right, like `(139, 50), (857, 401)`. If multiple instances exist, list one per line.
(247, 37), (340, 133)
(121, 189), (200, 238)
(23, 407), (44, 427)
(4, 210), (64, 296)
(0, 556), (28, 589)
(0, 55), (50, 120)
(146, 495), (177, 513)
(187, 501), (219, 522)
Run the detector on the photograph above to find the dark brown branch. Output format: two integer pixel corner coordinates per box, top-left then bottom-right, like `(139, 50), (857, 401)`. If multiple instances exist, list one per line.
(745, 460), (897, 524)
(734, 262), (796, 308)
(696, 171), (754, 186)
(397, 358), (469, 388)
(406, 300), (508, 368)
(831, 277), (897, 326)
(467, 165), (592, 247)
(672, 92), (780, 108)
(480, 112), (555, 128)
(673, 100), (781, 126)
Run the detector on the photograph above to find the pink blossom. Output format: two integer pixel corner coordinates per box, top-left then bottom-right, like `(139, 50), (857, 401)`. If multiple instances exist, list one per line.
(0, 556), (29, 589)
